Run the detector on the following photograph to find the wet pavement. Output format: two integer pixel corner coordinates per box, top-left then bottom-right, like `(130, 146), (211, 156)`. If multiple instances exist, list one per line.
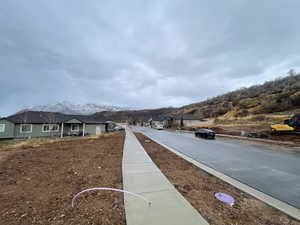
(138, 127), (300, 209)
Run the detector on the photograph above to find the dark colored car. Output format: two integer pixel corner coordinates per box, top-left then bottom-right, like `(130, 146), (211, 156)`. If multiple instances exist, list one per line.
(195, 129), (215, 139)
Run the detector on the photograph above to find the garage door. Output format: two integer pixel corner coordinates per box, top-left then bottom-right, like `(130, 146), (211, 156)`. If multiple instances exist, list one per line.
(96, 125), (101, 135)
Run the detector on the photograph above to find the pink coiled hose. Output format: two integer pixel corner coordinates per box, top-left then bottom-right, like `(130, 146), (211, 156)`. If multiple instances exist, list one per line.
(71, 187), (152, 208)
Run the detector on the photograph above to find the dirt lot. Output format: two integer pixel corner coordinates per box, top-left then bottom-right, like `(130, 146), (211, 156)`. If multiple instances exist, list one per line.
(135, 132), (300, 225)
(213, 126), (300, 144)
(183, 125), (300, 145)
(0, 133), (126, 225)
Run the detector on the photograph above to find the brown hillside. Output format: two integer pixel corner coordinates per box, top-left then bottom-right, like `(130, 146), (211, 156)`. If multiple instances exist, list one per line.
(95, 74), (300, 122)
(176, 74), (300, 118)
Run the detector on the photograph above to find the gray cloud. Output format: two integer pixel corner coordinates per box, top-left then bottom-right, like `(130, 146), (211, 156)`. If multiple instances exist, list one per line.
(1, 0), (300, 115)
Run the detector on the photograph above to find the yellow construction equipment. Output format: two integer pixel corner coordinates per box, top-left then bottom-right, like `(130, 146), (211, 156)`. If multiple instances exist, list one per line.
(270, 113), (300, 134)
(270, 124), (294, 132)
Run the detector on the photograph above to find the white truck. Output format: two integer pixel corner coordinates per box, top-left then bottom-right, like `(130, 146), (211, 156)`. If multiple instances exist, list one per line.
(153, 124), (164, 130)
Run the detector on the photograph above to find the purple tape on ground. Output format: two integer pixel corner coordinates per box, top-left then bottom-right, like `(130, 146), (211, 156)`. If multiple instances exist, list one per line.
(71, 187), (152, 208)
(215, 192), (235, 206)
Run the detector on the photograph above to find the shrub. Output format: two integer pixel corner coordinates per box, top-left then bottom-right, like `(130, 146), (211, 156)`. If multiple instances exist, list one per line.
(290, 91), (300, 106)
(236, 109), (249, 117)
(253, 115), (266, 121)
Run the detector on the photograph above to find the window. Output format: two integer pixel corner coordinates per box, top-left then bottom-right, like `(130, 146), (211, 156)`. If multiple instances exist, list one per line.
(42, 124), (60, 132)
(20, 124), (32, 133)
(51, 124), (59, 131)
(0, 124), (5, 133)
(42, 124), (50, 132)
(71, 124), (79, 131)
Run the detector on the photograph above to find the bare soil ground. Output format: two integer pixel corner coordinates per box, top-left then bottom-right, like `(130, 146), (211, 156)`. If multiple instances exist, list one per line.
(211, 126), (300, 144)
(134, 132), (300, 225)
(0, 132), (126, 225)
(182, 124), (300, 145)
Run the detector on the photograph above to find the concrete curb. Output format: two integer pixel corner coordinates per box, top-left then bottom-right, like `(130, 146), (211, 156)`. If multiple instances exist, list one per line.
(216, 134), (297, 146)
(141, 132), (300, 222)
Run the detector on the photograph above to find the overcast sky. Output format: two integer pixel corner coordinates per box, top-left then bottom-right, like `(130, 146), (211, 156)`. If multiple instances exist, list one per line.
(1, 1), (300, 116)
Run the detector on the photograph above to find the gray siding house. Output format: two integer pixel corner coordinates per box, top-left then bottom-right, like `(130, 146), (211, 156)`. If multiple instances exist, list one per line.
(0, 111), (107, 139)
(163, 114), (205, 128)
(173, 114), (205, 127)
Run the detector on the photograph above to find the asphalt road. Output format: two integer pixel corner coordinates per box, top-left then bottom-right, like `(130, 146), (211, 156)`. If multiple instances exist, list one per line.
(137, 127), (300, 209)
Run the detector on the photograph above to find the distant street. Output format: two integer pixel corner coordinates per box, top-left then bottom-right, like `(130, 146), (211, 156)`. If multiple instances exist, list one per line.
(137, 127), (300, 209)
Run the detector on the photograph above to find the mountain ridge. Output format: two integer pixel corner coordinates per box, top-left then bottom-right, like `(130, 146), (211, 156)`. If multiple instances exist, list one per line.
(20, 102), (128, 115)
(18, 74), (300, 121)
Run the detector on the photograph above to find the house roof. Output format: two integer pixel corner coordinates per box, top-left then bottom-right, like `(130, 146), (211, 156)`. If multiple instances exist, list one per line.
(173, 114), (202, 120)
(4, 111), (107, 124)
(147, 114), (202, 121)
(73, 114), (108, 124)
(149, 115), (168, 122)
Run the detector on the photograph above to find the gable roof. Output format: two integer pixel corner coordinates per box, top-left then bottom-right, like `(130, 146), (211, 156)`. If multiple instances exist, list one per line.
(149, 115), (167, 122)
(5, 111), (107, 124)
(72, 114), (108, 124)
(173, 114), (202, 120)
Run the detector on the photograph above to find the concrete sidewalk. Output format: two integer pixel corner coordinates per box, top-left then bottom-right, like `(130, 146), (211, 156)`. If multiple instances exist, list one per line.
(123, 128), (209, 225)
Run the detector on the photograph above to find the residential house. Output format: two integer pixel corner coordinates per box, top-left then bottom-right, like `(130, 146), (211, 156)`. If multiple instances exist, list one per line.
(0, 111), (108, 139)
(172, 114), (205, 128)
(149, 116), (167, 128)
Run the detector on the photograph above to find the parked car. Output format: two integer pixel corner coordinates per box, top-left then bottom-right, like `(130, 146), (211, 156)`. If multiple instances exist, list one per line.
(154, 124), (164, 130)
(114, 125), (124, 131)
(195, 129), (215, 139)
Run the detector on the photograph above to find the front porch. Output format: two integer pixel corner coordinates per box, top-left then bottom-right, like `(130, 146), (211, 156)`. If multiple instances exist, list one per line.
(61, 119), (86, 138)
(60, 119), (106, 138)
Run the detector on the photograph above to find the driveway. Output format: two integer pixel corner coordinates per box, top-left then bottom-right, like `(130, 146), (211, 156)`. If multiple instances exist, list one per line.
(137, 127), (300, 209)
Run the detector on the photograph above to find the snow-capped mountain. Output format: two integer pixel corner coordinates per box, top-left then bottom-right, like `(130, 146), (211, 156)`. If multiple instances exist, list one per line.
(20, 102), (128, 115)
